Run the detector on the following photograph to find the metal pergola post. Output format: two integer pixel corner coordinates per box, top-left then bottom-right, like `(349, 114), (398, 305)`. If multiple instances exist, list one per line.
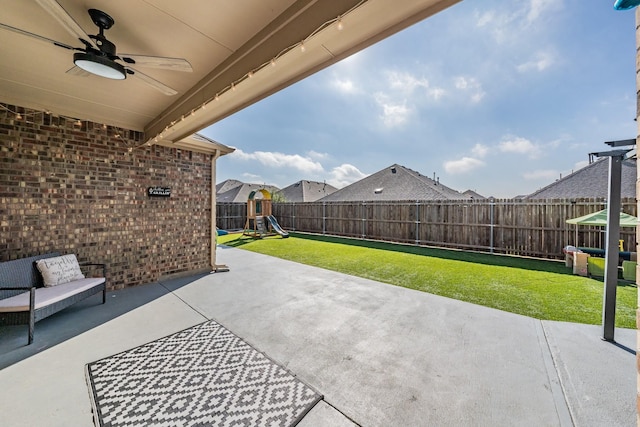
(592, 144), (633, 341)
(602, 155), (623, 341)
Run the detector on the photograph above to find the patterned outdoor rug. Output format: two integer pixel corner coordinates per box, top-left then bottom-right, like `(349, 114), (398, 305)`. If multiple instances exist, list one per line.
(86, 320), (322, 427)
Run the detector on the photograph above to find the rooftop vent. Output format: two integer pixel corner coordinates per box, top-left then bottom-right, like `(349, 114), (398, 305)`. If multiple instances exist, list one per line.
(374, 188), (384, 194)
(391, 167), (396, 174)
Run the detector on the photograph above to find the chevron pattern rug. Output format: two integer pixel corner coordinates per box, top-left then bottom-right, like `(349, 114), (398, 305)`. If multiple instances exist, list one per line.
(86, 320), (321, 426)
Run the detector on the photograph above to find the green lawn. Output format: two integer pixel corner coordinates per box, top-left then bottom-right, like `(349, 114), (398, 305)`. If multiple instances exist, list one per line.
(218, 232), (637, 328)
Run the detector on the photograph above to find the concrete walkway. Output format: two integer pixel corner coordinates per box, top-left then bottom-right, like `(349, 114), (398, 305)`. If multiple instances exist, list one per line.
(0, 246), (636, 426)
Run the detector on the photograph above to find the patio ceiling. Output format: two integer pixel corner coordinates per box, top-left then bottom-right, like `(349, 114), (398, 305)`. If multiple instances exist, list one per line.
(0, 0), (460, 148)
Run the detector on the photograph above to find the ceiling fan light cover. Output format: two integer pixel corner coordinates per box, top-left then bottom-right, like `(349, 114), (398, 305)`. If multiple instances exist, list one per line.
(73, 52), (126, 80)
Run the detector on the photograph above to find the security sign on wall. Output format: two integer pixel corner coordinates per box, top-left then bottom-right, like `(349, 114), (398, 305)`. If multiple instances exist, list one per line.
(148, 187), (171, 197)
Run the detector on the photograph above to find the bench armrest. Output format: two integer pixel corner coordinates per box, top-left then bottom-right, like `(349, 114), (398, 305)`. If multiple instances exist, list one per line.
(0, 287), (35, 312)
(79, 262), (107, 278)
(0, 286), (34, 291)
(0, 285), (34, 298)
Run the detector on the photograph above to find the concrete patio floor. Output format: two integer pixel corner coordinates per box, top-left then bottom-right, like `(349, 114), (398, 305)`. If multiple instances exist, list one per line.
(0, 246), (636, 426)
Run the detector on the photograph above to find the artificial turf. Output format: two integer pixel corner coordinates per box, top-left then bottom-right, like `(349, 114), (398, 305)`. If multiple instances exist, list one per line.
(217, 232), (637, 328)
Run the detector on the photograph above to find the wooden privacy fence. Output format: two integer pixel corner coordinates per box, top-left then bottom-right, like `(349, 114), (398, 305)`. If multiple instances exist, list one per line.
(217, 198), (637, 259)
(215, 202), (246, 231)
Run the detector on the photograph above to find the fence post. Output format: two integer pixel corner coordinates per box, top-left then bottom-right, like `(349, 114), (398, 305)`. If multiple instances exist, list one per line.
(362, 201), (366, 239)
(415, 200), (420, 245)
(490, 198), (495, 254)
(322, 202), (326, 235)
(292, 202), (296, 231)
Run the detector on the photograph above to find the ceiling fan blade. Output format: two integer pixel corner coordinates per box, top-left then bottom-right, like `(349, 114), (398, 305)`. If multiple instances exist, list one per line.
(0, 22), (76, 50)
(35, 0), (97, 49)
(119, 55), (193, 72)
(66, 66), (91, 76)
(127, 67), (178, 96)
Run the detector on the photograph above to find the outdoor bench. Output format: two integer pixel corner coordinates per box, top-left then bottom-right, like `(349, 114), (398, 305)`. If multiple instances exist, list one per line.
(0, 253), (106, 345)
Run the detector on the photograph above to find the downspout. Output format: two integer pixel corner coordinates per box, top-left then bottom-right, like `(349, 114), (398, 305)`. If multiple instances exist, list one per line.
(211, 149), (229, 272)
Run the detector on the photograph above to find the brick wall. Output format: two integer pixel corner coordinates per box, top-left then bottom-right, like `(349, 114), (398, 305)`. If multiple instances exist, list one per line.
(0, 104), (213, 289)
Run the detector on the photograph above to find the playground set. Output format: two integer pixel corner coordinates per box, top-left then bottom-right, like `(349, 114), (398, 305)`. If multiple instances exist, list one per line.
(243, 189), (289, 238)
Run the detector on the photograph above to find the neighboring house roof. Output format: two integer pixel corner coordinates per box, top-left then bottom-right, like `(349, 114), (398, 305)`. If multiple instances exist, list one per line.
(216, 182), (280, 203)
(319, 164), (471, 202)
(526, 158), (636, 199)
(276, 180), (338, 202)
(462, 189), (485, 199)
(216, 179), (244, 194)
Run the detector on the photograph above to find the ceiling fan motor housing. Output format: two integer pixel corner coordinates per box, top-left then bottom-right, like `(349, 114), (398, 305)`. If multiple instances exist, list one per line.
(91, 33), (117, 58)
(87, 9), (118, 58)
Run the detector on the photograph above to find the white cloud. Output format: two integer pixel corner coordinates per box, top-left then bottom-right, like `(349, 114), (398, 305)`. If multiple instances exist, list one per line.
(475, 0), (560, 44)
(444, 157), (486, 174)
(328, 164), (368, 188)
(498, 136), (541, 158)
(370, 71), (444, 128)
(523, 169), (558, 180)
(375, 71), (446, 105)
(517, 50), (555, 72)
(454, 77), (472, 90)
(230, 149), (252, 161)
(573, 160), (589, 171)
(387, 71), (429, 93)
(471, 93), (485, 104)
(475, 10), (495, 28)
(374, 93), (411, 127)
(428, 87), (446, 100)
(527, 0), (560, 24)
(242, 172), (262, 181)
(230, 148), (324, 174)
(474, 7), (517, 44)
(331, 77), (359, 94)
(307, 150), (329, 160)
(546, 136), (567, 150)
(454, 76), (485, 103)
(472, 143), (489, 158)
(381, 103), (410, 127)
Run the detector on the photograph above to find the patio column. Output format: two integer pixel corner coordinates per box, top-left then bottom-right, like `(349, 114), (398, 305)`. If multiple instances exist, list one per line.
(211, 149), (229, 272)
(211, 149), (218, 269)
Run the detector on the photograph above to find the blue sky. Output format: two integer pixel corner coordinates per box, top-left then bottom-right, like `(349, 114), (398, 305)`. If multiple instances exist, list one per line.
(202, 0), (637, 198)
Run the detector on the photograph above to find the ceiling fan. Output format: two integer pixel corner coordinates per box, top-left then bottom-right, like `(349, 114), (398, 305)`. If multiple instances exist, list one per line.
(0, 0), (192, 95)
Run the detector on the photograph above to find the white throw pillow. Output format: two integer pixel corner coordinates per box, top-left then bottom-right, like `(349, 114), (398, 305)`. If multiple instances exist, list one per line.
(36, 255), (85, 287)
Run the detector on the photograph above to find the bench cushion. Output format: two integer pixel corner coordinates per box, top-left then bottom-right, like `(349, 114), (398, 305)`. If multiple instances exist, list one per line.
(35, 254), (85, 287)
(0, 278), (105, 312)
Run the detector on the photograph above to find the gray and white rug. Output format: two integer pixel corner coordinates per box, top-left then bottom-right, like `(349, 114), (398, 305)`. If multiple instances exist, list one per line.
(86, 320), (321, 426)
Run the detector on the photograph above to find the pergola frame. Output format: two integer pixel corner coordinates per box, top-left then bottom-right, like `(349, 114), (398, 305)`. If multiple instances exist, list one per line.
(590, 141), (635, 341)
